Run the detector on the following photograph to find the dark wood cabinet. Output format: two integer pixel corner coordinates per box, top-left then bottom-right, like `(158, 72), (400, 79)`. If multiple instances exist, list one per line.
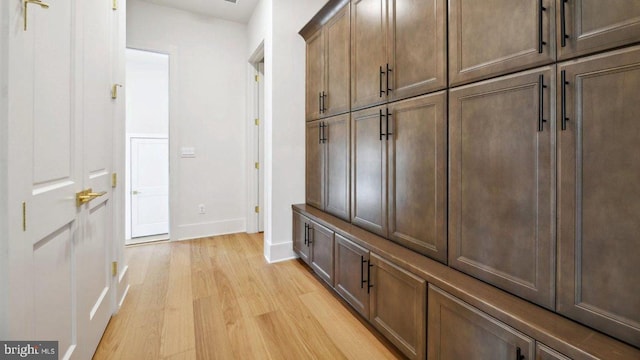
(334, 233), (370, 318)
(351, 0), (447, 110)
(305, 120), (324, 210)
(536, 344), (570, 360)
(293, 211), (311, 264)
(309, 221), (335, 286)
(557, 0), (640, 60)
(303, 2), (350, 121)
(351, 105), (387, 236)
(324, 114), (350, 220)
(449, 66), (556, 309)
(293, 211), (335, 286)
(449, 0), (555, 86)
(388, 92), (447, 263)
(428, 285), (535, 360)
(557, 46), (640, 348)
(369, 253), (426, 360)
(306, 114), (350, 221)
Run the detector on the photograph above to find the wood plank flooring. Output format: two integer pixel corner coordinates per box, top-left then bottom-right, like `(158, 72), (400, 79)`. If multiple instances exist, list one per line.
(94, 233), (404, 359)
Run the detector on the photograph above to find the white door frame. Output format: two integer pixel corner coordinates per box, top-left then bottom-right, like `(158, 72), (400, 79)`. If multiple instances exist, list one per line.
(247, 42), (265, 233)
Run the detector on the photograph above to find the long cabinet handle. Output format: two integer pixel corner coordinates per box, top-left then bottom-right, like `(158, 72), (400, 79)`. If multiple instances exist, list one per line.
(385, 108), (393, 140)
(319, 92), (322, 114)
(367, 262), (374, 293)
(538, 0), (546, 53)
(538, 74), (547, 132)
(304, 223), (309, 245)
(360, 256), (366, 289)
(386, 63), (393, 93)
(561, 0), (569, 47)
(379, 66), (385, 97)
(516, 347), (525, 360)
(561, 70), (569, 131)
(321, 91), (327, 113)
(379, 109), (385, 140)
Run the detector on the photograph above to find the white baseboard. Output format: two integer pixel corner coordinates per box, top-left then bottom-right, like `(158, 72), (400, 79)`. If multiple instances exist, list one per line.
(264, 240), (298, 263)
(175, 218), (246, 241)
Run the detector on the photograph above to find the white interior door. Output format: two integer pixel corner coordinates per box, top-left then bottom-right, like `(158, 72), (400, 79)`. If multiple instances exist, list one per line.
(5, 0), (117, 358)
(130, 137), (169, 238)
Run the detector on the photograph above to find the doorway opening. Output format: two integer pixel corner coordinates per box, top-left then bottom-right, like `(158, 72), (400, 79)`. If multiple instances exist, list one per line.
(125, 48), (170, 245)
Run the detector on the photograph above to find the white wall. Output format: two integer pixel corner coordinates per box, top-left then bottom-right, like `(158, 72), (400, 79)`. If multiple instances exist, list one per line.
(247, 0), (327, 262)
(127, 0), (248, 240)
(0, 0), (9, 338)
(126, 49), (169, 135)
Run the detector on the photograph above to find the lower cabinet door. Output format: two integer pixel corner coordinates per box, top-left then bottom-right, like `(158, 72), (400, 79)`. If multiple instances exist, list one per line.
(292, 212), (311, 264)
(428, 285), (535, 360)
(334, 233), (370, 318)
(370, 253), (426, 360)
(309, 220), (334, 286)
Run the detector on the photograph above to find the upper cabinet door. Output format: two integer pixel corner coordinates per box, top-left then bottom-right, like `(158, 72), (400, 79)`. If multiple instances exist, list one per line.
(306, 121), (325, 210)
(306, 29), (324, 121)
(449, 0), (556, 86)
(387, 92), (447, 264)
(324, 114), (351, 221)
(557, 46), (640, 348)
(351, 105), (388, 237)
(351, 0), (387, 110)
(449, 67), (556, 309)
(557, 0), (640, 60)
(387, 0), (447, 101)
(324, 5), (351, 117)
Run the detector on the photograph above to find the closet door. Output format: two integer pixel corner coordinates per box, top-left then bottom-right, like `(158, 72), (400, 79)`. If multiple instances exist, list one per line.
(324, 4), (351, 117)
(324, 114), (350, 221)
(306, 29), (324, 121)
(387, 92), (447, 263)
(449, 67), (555, 309)
(351, 0), (387, 110)
(351, 105), (387, 237)
(557, 0), (640, 60)
(306, 120), (325, 210)
(449, 0), (555, 86)
(387, 0), (447, 101)
(557, 46), (640, 348)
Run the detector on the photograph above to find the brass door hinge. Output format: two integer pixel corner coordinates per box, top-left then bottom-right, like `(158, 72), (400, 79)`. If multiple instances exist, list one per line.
(255, 75), (259, 82)
(255, 162), (259, 169)
(112, 261), (118, 277)
(112, 173), (117, 188)
(22, 202), (27, 231)
(111, 84), (122, 99)
(255, 118), (259, 126)
(112, 0), (117, 10)
(254, 206), (260, 213)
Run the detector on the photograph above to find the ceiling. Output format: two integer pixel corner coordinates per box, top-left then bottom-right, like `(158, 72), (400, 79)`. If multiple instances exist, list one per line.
(143, 0), (260, 23)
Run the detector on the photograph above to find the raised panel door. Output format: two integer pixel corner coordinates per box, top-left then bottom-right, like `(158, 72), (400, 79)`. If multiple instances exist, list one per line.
(306, 120), (325, 210)
(306, 29), (324, 121)
(324, 4), (351, 117)
(324, 114), (350, 221)
(557, 0), (640, 60)
(351, 106), (387, 237)
(387, 0), (447, 101)
(428, 285), (535, 360)
(309, 221), (335, 286)
(557, 46), (640, 348)
(449, 0), (555, 86)
(370, 253), (426, 360)
(449, 67), (556, 309)
(334, 234), (370, 318)
(387, 92), (447, 263)
(292, 212), (311, 264)
(351, 0), (387, 110)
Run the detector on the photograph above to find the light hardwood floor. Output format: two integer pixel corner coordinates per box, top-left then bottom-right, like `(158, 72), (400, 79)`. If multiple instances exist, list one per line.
(94, 233), (404, 359)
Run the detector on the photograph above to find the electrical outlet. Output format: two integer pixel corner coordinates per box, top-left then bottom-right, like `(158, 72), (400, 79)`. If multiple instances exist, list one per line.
(198, 204), (206, 214)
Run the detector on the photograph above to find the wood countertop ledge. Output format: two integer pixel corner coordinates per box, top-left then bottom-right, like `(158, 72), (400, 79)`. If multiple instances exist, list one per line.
(292, 204), (640, 360)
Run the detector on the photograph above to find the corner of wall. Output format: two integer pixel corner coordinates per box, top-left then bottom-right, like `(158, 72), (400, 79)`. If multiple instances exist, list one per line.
(263, 237), (297, 263)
